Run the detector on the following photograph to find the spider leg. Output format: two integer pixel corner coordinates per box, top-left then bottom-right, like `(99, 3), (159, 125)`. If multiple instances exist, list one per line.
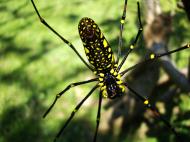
(116, 0), (128, 64)
(54, 84), (99, 142)
(93, 92), (103, 142)
(120, 44), (190, 76)
(30, 0), (93, 71)
(118, 1), (143, 71)
(123, 82), (177, 135)
(43, 78), (98, 118)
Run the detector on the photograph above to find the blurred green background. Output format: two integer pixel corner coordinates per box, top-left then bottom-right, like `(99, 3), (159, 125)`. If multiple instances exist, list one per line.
(0, 0), (189, 142)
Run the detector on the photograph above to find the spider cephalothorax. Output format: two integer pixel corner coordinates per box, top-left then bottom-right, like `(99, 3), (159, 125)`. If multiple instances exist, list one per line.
(99, 71), (125, 99)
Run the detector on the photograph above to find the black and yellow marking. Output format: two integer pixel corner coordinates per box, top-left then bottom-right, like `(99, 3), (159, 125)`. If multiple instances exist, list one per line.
(78, 17), (115, 72)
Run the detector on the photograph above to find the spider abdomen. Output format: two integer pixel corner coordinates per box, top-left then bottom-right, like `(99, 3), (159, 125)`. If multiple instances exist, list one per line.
(78, 17), (115, 71)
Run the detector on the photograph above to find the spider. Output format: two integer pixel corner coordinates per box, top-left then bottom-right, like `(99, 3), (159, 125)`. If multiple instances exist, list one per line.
(30, 0), (190, 141)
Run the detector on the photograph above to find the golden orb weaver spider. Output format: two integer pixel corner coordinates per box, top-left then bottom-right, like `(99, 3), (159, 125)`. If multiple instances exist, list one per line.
(30, 0), (190, 141)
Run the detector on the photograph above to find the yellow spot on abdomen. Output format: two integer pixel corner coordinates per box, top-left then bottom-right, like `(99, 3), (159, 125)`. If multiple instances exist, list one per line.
(106, 64), (111, 68)
(100, 33), (103, 38)
(108, 54), (112, 58)
(103, 39), (108, 48)
(108, 48), (111, 52)
(110, 69), (114, 74)
(113, 71), (117, 76)
(112, 56), (115, 63)
(85, 47), (89, 53)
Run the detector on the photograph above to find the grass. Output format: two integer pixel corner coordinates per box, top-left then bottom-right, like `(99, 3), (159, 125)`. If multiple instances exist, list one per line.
(0, 0), (189, 142)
